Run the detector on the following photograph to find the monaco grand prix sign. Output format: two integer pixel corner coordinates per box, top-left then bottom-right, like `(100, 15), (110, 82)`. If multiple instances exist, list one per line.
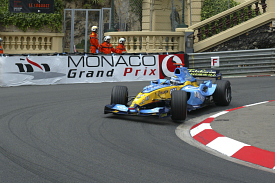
(0, 53), (187, 87)
(66, 55), (159, 83)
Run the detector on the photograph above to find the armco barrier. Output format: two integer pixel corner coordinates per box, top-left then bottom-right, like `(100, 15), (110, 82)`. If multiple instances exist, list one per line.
(188, 48), (275, 76)
(0, 53), (188, 87)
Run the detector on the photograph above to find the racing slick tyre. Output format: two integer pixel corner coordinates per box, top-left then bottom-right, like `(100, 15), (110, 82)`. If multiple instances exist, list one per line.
(111, 86), (128, 105)
(213, 80), (232, 106)
(171, 90), (187, 122)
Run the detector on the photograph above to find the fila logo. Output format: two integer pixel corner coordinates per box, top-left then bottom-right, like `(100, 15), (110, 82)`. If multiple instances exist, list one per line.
(16, 58), (50, 72)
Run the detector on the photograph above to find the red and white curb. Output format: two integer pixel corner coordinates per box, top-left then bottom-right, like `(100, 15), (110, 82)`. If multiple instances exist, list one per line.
(190, 100), (275, 170)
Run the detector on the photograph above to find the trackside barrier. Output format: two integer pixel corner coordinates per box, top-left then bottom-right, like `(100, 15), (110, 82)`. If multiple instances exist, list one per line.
(188, 48), (275, 76)
(0, 53), (188, 87)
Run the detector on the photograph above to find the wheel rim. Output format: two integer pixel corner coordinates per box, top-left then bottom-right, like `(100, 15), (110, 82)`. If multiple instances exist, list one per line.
(225, 87), (231, 103)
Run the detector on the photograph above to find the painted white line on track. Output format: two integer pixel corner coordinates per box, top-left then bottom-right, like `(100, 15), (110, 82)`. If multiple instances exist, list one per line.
(210, 111), (229, 118)
(245, 101), (268, 107)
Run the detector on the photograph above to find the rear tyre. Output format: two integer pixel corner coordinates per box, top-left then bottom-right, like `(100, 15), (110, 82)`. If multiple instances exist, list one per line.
(213, 80), (232, 106)
(111, 86), (128, 105)
(171, 90), (187, 122)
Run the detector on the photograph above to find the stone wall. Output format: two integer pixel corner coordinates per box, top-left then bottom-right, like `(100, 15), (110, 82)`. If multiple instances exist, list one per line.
(205, 23), (275, 52)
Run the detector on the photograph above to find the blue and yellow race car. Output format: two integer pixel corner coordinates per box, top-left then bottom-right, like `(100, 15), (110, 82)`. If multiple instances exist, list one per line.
(104, 65), (231, 122)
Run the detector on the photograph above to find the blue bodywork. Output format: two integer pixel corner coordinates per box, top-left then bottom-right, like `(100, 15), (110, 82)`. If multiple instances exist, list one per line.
(104, 67), (221, 118)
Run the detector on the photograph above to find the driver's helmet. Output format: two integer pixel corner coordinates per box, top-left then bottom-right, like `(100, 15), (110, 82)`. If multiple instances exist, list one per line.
(170, 76), (180, 85)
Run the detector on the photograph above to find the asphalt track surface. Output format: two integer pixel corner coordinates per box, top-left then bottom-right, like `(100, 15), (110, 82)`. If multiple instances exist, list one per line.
(0, 76), (275, 182)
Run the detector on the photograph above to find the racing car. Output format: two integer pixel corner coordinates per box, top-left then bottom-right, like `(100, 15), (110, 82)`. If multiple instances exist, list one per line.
(104, 65), (231, 122)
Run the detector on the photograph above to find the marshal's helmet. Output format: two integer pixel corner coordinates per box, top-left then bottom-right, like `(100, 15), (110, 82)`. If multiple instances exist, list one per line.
(119, 37), (126, 44)
(91, 26), (98, 32)
(104, 35), (111, 42)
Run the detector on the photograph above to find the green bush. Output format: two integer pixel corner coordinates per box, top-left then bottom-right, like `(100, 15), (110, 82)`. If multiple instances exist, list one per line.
(201, 0), (240, 20)
(0, 0), (63, 32)
(200, 0), (260, 40)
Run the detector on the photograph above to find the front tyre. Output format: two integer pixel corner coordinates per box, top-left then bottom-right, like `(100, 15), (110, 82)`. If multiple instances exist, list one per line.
(213, 80), (232, 106)
(171, 90), (187, 122)
(111, 86), (128, 105)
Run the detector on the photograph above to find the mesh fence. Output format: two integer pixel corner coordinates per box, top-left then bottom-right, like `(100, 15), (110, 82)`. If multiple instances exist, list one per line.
(64, 9), (110, 53)
(64, 10), (72, 52)
(102, 8), (111, 33)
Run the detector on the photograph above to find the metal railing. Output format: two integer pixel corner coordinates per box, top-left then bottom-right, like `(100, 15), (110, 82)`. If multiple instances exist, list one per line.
(188, 48), (275, 76)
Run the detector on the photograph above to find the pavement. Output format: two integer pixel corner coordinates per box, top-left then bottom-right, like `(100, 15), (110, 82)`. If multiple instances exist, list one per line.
(189, 100), (275, 170)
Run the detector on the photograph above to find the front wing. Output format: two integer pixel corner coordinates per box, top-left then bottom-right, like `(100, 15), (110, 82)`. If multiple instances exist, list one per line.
(104, 104), (171, 118)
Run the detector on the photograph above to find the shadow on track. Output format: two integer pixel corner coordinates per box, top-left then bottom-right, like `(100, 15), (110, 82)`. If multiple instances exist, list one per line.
(103, 103), (229, 126)
(104, 114), (180, 126)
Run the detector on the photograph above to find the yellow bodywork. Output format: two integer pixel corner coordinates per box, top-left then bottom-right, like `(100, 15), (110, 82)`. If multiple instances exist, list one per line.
(130, 81), (198, 107)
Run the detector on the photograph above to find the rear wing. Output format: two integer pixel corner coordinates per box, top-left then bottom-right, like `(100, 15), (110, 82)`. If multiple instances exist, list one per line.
(188, 69), (222, 80)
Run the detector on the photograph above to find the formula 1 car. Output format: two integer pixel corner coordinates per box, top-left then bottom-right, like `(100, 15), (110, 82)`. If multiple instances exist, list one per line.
(104, 65), (231, 122)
